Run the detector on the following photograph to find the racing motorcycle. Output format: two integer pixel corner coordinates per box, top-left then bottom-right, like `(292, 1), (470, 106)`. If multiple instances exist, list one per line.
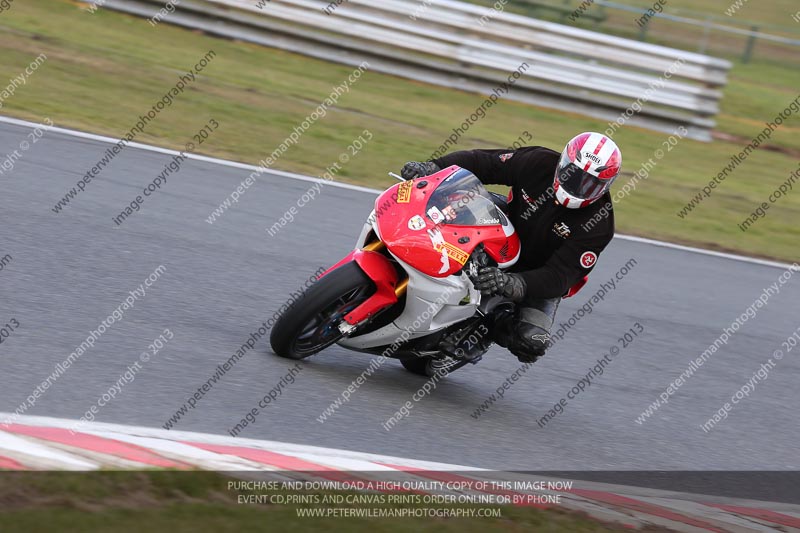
(269, 165), (521, 376)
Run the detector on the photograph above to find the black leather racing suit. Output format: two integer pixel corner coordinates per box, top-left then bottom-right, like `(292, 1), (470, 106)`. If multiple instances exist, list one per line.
(432, 146), (615, 360)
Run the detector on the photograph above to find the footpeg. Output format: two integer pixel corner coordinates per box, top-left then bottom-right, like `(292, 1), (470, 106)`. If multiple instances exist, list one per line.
(439, 320), (492, 363)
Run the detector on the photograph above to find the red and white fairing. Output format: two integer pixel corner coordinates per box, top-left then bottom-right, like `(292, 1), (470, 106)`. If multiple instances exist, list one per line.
(335, 166), (520, 350)
(375, 166), (520, 277)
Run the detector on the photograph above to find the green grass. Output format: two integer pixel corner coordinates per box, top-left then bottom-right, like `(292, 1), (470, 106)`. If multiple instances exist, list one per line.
(0, 471), (645, 532)
(0, 0), (798, 261)
(572, 0), (799, 31)
(472, 0), (800, 45)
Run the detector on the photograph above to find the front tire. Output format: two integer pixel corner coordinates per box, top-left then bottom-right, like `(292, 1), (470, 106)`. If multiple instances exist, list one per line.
(270, 263), (374, 359)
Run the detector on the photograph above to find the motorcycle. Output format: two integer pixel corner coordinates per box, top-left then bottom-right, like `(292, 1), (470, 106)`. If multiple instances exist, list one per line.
(269, 165), (521, 377)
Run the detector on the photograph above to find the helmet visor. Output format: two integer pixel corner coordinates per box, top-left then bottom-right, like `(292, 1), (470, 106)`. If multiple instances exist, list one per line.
(557, 153), (610, 200)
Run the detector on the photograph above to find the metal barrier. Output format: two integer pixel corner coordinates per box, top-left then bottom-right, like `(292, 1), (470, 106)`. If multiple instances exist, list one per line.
(103, 0), (732, 140)
(522, 0), (800, 64)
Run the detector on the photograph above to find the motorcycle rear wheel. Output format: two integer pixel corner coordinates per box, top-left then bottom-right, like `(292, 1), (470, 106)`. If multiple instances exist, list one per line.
(270, 263), (374, 360)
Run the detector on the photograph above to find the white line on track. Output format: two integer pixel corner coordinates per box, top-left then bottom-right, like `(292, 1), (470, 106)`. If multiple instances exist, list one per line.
(2, 114), (794, 270)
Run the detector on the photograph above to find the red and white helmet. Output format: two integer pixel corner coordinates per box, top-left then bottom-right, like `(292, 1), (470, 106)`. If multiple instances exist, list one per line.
(554, 132), (621, 209)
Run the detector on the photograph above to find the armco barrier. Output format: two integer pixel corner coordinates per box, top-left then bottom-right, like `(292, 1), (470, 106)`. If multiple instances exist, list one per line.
(99, 0), (731, 140)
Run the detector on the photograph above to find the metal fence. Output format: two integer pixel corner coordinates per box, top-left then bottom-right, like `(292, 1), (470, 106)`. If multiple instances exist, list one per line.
(102, 0), (732, 140)
(484, 0), (800, 65)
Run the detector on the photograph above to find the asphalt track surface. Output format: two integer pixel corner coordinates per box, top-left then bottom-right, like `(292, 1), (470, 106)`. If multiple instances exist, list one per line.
(2, 119), (799, 483)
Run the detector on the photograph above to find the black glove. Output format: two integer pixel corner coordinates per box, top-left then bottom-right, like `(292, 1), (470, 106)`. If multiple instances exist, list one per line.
(472, 267), (527, 302)
(401, 161), (440, 180)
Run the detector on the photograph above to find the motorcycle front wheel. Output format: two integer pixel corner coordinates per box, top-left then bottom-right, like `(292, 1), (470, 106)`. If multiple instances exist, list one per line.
(270, 262), (374, 360)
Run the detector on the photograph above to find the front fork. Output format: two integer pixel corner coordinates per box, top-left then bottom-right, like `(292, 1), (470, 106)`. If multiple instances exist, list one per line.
(320, 239), (408, 332)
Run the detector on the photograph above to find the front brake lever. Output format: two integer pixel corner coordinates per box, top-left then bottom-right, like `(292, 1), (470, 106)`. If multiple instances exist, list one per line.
(467, 244), (493, 277)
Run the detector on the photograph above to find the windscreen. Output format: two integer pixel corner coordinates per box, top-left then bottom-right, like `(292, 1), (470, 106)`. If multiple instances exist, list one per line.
(425, 169), (501, 226)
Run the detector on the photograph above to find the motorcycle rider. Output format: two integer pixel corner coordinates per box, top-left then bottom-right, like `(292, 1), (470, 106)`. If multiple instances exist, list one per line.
(401, 132), (621, 363)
